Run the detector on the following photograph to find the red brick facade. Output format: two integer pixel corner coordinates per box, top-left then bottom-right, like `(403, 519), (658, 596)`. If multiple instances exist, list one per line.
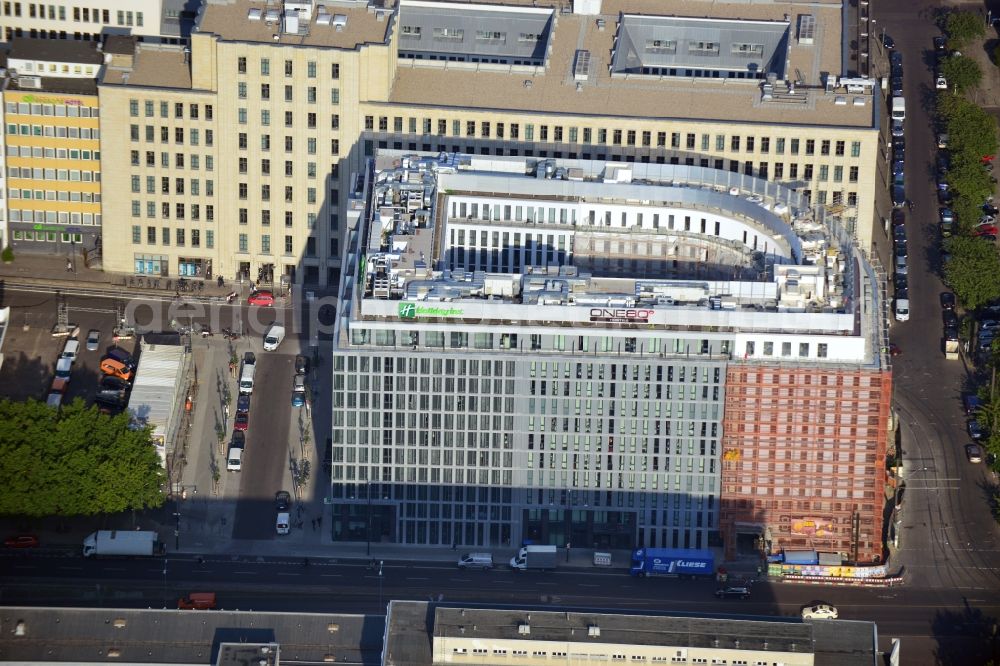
(719, 364), (892, 563)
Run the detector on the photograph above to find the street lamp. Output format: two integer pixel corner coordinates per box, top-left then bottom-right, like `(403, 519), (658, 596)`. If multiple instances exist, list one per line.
(377, 559), (384, 614)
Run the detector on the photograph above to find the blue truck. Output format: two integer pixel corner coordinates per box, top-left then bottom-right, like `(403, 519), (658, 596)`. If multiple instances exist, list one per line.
(628, 548), (715, 578)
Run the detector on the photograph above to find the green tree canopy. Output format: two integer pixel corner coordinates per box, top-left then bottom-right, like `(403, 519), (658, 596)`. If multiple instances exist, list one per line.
(940, 55), (983, 93)
(0, 399), (165, 517)
(943, 236), (1000, 310)
(946, 11), (986, 49)
(938, 93), (998, 160)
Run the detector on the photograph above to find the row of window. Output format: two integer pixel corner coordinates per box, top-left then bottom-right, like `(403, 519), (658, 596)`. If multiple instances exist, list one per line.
(11, 60), (97, 76)
(129, 151), (214, 171)
(5, 3), (145, 27)
(236, 82), (341, 107)
(130, 176), (213, 197)
(5, 101), (97, 117)
(130, 201), (214, 221)
(235, 133), (340, 155)
(6, 146), (99, 160)
(10, 229), (83, 244)
(239, 158), (328, 179)
(235, 108), (334, 131)
(129, 125), (213, 146)
(130, 225), (214, 249)
(237, 183), (322, 204)
(11, 188), (99, 202)
(6, 124), (99, 139)
(364, 115), (864, 158)
(237, 57), (340, 80)
(128, 100), (214, 121)
(9, 209), (99, 224)
(9, 166), (99, 180)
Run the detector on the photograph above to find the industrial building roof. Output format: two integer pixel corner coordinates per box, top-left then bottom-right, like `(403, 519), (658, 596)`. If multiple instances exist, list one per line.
(7, 38), (104, 64)
(397, 1), (553, 64)
(384, 602), (879, 666)
(611, 15), (790, 79)
(0, 606), (383, 664)
(101, 44), (194, 89)
(126, 339), (186, 444)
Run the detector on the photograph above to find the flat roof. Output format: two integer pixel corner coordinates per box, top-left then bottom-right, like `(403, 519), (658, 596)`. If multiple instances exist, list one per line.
(0, 606), (383, 664)
(126, 340), (186, 440)
(6, 75), (98, 96)
(388, 1), (866, 127)
(8, 38), (103, 64)
(102, 45), (193, 89)
(384, 602), (878, 666)
(196, 0), (395, 50)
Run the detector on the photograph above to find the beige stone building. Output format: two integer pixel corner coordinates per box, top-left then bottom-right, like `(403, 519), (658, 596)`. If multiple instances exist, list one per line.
(98, 0), (883, 287)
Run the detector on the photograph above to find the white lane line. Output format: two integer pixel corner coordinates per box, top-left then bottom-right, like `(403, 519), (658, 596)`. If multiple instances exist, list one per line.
(277, 572), (300, 577)
(321, 574), (342, 578)
(232, 571), (255, 575)
(406, 577), (430, 581)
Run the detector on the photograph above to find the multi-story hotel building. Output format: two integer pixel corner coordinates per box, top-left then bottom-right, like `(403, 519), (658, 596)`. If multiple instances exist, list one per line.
(328, 151), (890, 562)
(2, 38), (103, 255)
(97, 0), (885, 288)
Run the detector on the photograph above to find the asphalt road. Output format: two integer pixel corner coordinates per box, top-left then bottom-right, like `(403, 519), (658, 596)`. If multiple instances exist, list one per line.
(875, 0), (1000, 600)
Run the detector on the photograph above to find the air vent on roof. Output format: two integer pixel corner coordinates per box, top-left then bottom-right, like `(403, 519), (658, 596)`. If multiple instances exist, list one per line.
(588, 625), (601, 637)
(17, 76), (41, 89)
(248, 7), (262, 20)
(518, 623), (531, 635)
(333, 14), (347, 30)
(573, 49), (591, 81)
(798, 15), (815, 44)
(596, 18), (605, 31)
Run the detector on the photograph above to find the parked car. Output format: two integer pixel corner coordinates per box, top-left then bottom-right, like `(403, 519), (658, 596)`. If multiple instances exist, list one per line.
(941, 292), (956, 310)
(894, 273), (908, 291)
(894, 225), (907, 244)
(891, 77), (904, 96)
(937, 133), (950, 149)
(892, 160), (905, 177)
(892, 185), (906, 207)
(943, 310), (958, 328)
(937, 153), (951, 174)
(295, 355), (310, 375)
(938, 189), (953, 206)
(802, 604), (839, 620)
(99, 375), (130, 392)
(975, 225), (998, 237)
(61, 338), (80, 363)
(934, 36), (947, 52)
(236, 394), (250, 414)
(891, 119), (905, 138)
(940, 208), (955, 225)
(291, 373), (307, 407)
(969, 420), (985, 440)
(247, 290), (275, 307)
(275, 490), (291, 512)
(895, 254), (908, 275)
(86, 329), (101, 352)
(234, 411), (249, 431)
(4, 535), (39, 548)
(936, 74), (948, 89)
(891, 50), (903, 65)
(882, 33), (895, 49)
(966, 444), (984, 464)
(892, 209), (906, 227)
(714, 586), (751, 599)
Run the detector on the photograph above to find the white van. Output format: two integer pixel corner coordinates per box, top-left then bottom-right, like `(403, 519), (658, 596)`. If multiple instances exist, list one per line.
(239, 357), (256, 394)
(61, 338), (80, 363)
(457, 552), (494, 570)
(263, 324), (286, 352)
(895, 298), (910, 322)
(276, 512), (290, 535)
(891, 96), (905, 122)
(226, 444), (244, 471)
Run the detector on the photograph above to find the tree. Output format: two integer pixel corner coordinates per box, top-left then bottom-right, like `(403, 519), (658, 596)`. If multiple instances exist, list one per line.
(1, 246), (12, 263)
(939, 93), (998, 160)
(946, 10), (986, 49)
(940, 55), (983, 93)
(943, 236), (1000, 310)
(0, 399), (165, 517)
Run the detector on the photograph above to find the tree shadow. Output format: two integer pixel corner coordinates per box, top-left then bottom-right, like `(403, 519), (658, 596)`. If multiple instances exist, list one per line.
(932, 600), (999, 664)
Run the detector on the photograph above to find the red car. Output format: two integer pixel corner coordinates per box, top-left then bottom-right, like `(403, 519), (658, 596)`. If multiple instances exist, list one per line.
(974, 225), (998, 237)
(234, 412), (249, 431)
(247, 290), (274, 307)
(5, 535), (39, 548)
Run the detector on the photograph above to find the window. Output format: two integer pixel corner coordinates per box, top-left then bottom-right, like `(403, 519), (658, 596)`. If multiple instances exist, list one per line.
(261, 58), (270, 76)
(131, 200), (140, 216)
(731, 42), (763, 56)
(307, 61), (316, 77)
(818, 165), (828, 181)
(790, 138), (799, 155)
(262, 234), (271, 253)
(331, 63), (340, 79)
(147, 226), (156, 244)
(238, 57), (247, 74)
(849, 166), (859, 183)
(776, 137), (785, 154)
(284, 60), (293, 76)
(239, 234), (248, 252)
(645, 39), (676, 53)
(835, 140), (845, 156)
(206, 231), (214, 248)
(805, 139), (815, 155)
(689, 41), (719, 54)
(760, 137), (770, 153)
(285, 85), (293, 102)
(851, 141), (861, 158)
(833, 166), (843, 182)
(129, 99), (138, 117)
(821, 140), (830, 156)
(745, 136), (755, 152)
(285, 235), (293, 253)
(132, 225), (141, 244)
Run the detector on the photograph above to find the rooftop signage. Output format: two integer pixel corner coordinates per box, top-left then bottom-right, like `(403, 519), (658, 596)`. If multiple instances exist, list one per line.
(398, 302), (464, 319)
(589, 308), (654, 323)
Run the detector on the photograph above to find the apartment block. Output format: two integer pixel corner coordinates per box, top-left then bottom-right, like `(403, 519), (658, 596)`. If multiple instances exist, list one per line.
(95, 0), (885, 288)
(0, 0), (191, 43)
(2, 38), (103, 255)
(328, 151), (890, 561)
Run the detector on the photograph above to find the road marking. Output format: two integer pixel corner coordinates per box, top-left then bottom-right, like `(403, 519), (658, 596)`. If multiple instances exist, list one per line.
(451, 578), (472, 582)
(537, 582), (557, 586)
(232, 571), (255, 575)
(321, 574), (342, 578)
(103, 567), (125, 571)
(406, 577), (430, 581)
(578, 583), (600, 587)
(277, 572), (300, 577)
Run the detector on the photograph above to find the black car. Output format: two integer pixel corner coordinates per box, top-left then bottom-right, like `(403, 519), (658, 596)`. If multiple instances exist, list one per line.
(99, 375), (130, 392)
(231, 430), (246, 448)
(969, 420), (985, 440)
(941, 292), (956, 310)
(934, 36), (947, 52)
(937, 153), (950, 173)
(275, 490), (291, 511)
(714, 586), (751, 599)
(891, 50), (904, 65)
(891, 77), (903, 96)
(295, 354), (310, 375)
(938, 189), (953, 206)
(943, 310), (959, 327)
(892, 209), (906, 227)
(882, 33), (895, 49)
(984, 203), (999, 216)
(896, 287), (909, 300)
(894, 273), (908, 290)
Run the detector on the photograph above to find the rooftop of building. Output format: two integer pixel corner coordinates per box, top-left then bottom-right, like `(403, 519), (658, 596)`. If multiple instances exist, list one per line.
(388, 0), (873, 127)
(101, 43), (194, 90)
(7, 38), (104, 65)
(5, 73), (98, 96)
(195, 0), (395, 50)
(104, 35), (139, 55)
(350, 151), (854, 318)
(384, 601), (879, 666)
(0, 606), (384, 664)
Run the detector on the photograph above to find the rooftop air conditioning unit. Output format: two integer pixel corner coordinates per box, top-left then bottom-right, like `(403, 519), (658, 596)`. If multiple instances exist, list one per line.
(17, 76), (41, 89)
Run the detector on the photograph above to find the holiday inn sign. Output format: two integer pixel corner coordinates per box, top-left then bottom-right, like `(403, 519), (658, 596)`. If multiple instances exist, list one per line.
(398, 303), (465, 319)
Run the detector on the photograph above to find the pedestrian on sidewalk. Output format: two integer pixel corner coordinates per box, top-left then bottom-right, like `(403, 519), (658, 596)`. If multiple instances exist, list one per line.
(317, 516), (322, 529)
(66, 259), (73, 272)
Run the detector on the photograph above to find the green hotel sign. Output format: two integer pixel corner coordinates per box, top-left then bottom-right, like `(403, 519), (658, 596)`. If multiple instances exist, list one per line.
(398, 302), (464, 319)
